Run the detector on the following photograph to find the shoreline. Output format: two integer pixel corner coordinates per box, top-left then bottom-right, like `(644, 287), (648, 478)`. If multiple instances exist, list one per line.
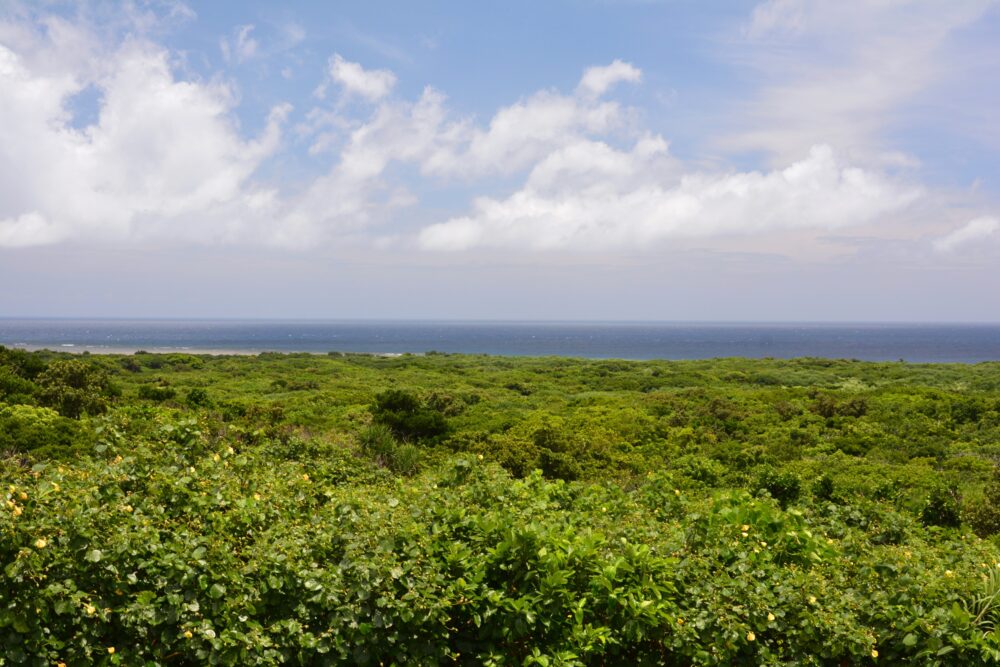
(5, 344), (409, 358)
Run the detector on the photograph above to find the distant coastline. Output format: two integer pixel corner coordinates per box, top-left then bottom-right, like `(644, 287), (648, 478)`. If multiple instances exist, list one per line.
(2, 319), (999, 363)
(8, 344), (410, 358)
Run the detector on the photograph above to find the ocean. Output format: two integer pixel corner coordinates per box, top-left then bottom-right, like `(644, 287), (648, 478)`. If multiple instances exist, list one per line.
(1, 319), (999, 363)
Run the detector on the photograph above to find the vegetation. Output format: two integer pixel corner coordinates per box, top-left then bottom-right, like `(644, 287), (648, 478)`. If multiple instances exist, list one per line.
(2, 345), (1000, 664)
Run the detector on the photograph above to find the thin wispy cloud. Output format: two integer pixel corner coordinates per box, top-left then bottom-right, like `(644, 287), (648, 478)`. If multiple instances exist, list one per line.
(220, 24), (258, 64)
(933, 216), (999, 253)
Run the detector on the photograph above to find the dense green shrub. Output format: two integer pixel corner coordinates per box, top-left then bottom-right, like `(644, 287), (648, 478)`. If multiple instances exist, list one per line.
(921, 486), (963, 528)
(812, 473), (835, 501)
(0, 404), (82, 456)
(185, 387), (211, 407)
(753, 467), (802, 508)
(36, 359), (118, 418)
(965, 469), (1000, 538)
(371, 388), (449, 440)
(3, 352), (1000, 664)
(137, 383), (177, 401)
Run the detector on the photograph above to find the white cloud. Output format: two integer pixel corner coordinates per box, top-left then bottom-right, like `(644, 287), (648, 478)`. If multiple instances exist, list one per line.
(932, 216), (999, 253)
(726, 0), (995, 164)
(327, 53), (396, 101)
(0, 9), (978, 262)
(0, 25), (286, 248)
(419, 144), (920, 251)
(419, 64), (642, 179)
(220, 24), (258, 65)
(576, 59), (641, 98)
(0, 212), (62, 247)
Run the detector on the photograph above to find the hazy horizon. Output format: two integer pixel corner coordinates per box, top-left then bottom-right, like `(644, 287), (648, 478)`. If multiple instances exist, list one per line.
(4, 316), (1000, 326)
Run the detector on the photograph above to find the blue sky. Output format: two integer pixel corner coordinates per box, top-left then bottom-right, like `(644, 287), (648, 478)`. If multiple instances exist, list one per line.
(1, 0), (998, 320)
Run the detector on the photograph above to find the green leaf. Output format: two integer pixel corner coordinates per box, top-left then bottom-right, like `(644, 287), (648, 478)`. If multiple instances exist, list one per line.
(85, 549), (103, 563)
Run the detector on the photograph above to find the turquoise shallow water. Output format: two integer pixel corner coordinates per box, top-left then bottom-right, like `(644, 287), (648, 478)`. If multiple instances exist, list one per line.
(1, 319), (999, 362)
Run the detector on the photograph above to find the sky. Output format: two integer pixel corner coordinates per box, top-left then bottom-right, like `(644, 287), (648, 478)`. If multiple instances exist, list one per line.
(0, 0), (998, 321)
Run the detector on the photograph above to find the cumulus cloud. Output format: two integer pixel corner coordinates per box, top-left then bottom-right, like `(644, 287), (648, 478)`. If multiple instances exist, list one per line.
(0, 8), (967, 259)
(932, 216), (999, 253)
(576, 59), (641, 97)
(301, 61), (640, 190)
(419, 144), (920, 251)
(327, 53), (396, 101)
(220, 24), (257, 64)
(0, 23), (286, 247)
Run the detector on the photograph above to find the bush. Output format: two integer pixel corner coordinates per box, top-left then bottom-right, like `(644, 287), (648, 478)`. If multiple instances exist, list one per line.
(539, 448), (581, 481)
(964, 469), (1000, 537)
(920, 486), (962, 528)
(813, 473), (836, 501)
(389, 443), (422, 475)
(371, 389), (449, 440)
(0, 404), (83, 457)
(358, 423), (397, 463)
(36, 359), (117, 418)
(137, 383), (176, 402)
(185, 387), (211, 407)
(753, 467), (801, 508)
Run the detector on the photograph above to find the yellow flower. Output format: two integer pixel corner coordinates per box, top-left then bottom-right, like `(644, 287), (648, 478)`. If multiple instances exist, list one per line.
(107, 647), (115, 654)
(253, 493), (262, 501)
(184, 630), (193, 639)
(871, 649), (879, 658)
(767, 612), (775, 622)
(58, 662), (67, 667)
(52, 482), (60, 492)
(742, 524), (750, 531)
(477, 454), (484, 461)
(302, 473), (310, 482)
(674, 489), (680, 496)
(13, 506), (22, 517)
(34, 538), (47, 549)
(212, 453), (221, 462)
(19, 491), (27, 500)
(944, 570), (954, 578)
(84, 604), (96, 615)
(747, 631), (756, 642)
(676, 617), (684, 625)
(226, 446), (235, 455)
(741, 531), (749, 538)
(808, 595), (817, 605)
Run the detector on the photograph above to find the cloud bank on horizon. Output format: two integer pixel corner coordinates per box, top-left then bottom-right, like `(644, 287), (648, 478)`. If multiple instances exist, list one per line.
(0, 0), (997, 262)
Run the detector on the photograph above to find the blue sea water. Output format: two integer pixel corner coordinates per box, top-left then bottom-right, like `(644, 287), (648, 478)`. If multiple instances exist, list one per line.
(1, 319), (999, 363)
